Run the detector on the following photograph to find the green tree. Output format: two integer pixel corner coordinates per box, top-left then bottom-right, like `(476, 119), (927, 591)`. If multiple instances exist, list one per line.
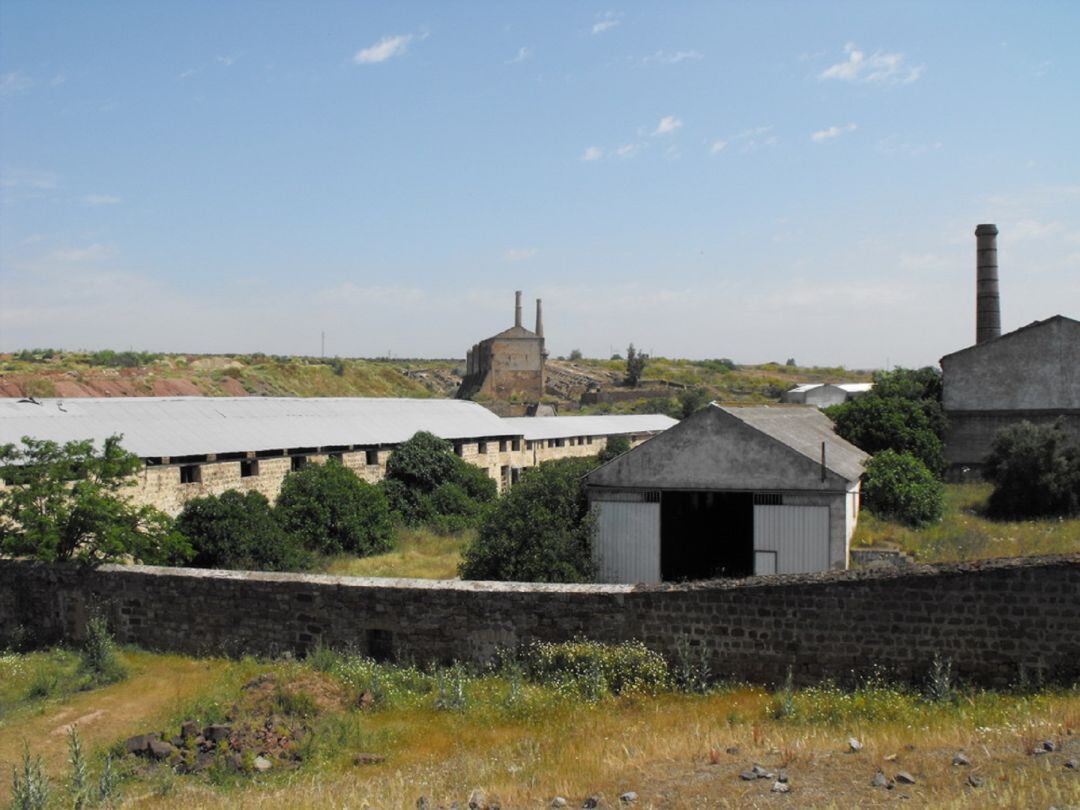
(862, 450), (945, 528)
(625, 343), (649, 387)
(597, 435), (631, 464)
(0, 436), (189, 565)
(983, 420), (1080, 518)
(670, 387), (712, 419)
(177, 489), (311, 571)
(275, 460), (394, 555)
(460, 457), (598, 582)
(568, 349), (583, 361)
(382, 431), (497, 528)
(826, 395), (946, 476)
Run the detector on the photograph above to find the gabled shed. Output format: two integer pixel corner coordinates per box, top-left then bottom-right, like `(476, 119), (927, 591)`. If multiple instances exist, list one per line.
(584, 404), (869, 583)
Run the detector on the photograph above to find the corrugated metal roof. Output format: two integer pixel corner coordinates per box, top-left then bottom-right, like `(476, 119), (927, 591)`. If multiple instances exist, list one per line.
(835, 383), (873, 393)
(0, 397), (512, 458)
(719, 405), (868, 482)
(789, 383), (822, 393)
(500, 414), (678, 441)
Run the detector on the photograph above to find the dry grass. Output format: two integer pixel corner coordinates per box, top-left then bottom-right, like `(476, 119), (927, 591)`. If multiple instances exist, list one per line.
(853, 484), (1080, 563)
(5, 647), (1077, 809)
(318, 528), (470, 580)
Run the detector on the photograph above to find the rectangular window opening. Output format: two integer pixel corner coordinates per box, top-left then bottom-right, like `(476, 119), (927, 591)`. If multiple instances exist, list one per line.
(499, 439), (508, 453)
(179, 464), (202, 485)
(366, 449), (379, 465)
(328, 452), (344, 464)
(512, 438), (521, 452)
(240, 459), (259, 478)
(291, 456), (307, 472)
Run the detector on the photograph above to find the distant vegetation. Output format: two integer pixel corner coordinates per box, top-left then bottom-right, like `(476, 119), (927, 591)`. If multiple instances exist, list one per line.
(983, 420), (1080, 519)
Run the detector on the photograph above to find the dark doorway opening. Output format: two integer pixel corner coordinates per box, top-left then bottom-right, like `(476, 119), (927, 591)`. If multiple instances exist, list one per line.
(661, 491), (754, 581)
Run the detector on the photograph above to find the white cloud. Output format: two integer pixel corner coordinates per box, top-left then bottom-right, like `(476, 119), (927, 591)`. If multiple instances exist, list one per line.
(591, 12), (621, 34)
(354, 34), (413, 65)
(819, 42), (924, 84)
(504, 247), (538, 262)
(1011, 219), (1063, 241)
(652, 115), (682, 136)
(615, 143), (640, 158)
(644, 50), (703, 64)
(83, 194), (121, 206)
(730, 125), (777, 153)
(216, 55), (237, 67)
(1, 167), (59, 190)
(811, 122), (857, 142)
(709, 139), (728, 155)
(508, 46), (532, 64)
(0, 70), (34, 97)
(47, 244), (118, 263)
(178, 68), (198, 80)
(581, 146), (604, 162)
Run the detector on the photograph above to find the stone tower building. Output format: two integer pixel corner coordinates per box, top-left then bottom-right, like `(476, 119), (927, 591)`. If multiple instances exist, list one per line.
(457, 291), (546, 401)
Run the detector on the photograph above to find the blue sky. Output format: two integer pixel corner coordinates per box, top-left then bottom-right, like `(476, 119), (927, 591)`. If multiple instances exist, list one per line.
(1, 1), (1078, 367)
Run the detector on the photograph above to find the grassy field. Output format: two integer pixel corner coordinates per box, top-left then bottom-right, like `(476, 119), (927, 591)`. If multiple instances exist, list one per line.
(853, 484), (1080, 563)
(1, 645), (1077, 808)
(318, 528), (470, 580)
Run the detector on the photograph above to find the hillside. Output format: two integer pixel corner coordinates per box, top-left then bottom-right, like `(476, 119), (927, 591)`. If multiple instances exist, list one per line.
(0, 349), (873, 411)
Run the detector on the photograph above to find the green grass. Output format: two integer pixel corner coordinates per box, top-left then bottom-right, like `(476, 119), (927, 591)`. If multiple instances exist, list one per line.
(854, 483), (1080, 562)
(317, 528), (471, 579)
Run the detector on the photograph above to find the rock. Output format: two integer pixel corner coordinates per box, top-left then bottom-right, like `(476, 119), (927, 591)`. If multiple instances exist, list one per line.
(124, 733), (158, 755)
(1042, 740), (1056, 752)
(1065, 759), (1077, 770)
(1033, 747), (1048, 756)
(550, 799), (567, 808)
(416, 799), (430, 810)
(468, 789), (487, 810)
(194, 752), (214, 772)
(253, 756), (272, 773)
(204, 724), (232, 742)
(771, 781), (790, 794)
(751, 763), (774, 779)
(952, 752), (971, 767)
(582, 797), (600, 809)
(180, 720), (200, 740)
(777, 771), (788, 783)
(895, 771), (916, 785)
(619, 792), (637, 804)
(848, 737), (863, 753)
(967, 774), (984, 788)
(725, 746), (739, 755)
(148, 739), (176, 760)
(354, 753), (386, 766)
(739, 771), (756, 781)
(871, 771), (888, 788)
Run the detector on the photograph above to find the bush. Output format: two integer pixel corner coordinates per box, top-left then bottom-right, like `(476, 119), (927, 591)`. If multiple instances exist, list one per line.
(383, 431), (497, 528)
(460, 457), (598, 582)
(983, 420), (1080, 518)
(862, 450), (944, 528)
(568, 349), (583, 361)
(79, 616), (127, 686)
(625, 343), (648, 387)
(520, 639), (668, 696)
(176, 490), (311, 571)
(827, 396), (946, 476)
(597, 435), (631, 464)
(276, 461), (395, 555)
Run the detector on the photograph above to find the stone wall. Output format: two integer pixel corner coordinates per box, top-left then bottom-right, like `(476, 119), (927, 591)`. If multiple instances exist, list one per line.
(2, 555), (1076, 688)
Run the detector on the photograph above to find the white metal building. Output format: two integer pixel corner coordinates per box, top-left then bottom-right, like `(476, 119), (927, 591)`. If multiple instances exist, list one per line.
(781, 383), (873, 408)
(584, 404), (869, 583)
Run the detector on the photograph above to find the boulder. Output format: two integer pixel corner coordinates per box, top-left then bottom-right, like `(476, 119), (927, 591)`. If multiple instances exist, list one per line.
(180, 720), (200, 740)
(618, 792), (637, 804)
(253, 756), (272, 773)
(148, 739), (176, 760)
(204, 724), (232, 742)
(894, 771), (916, 785)
(848, 737), (863, 753)
(124, 733), (158, 755)
(952, 752), (971, 767)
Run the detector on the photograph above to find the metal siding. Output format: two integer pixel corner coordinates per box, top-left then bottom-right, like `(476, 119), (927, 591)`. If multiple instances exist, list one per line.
(753, 505), (830, 574)
(594, 500), (661, 584)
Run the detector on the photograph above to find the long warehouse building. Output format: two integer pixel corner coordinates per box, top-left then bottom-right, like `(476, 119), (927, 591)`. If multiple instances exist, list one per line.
(0, 397), (676, 515)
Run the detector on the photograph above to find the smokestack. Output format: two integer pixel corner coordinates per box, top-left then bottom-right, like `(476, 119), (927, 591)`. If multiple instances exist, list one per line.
(535, 299), (544, 337)
(975, 224), (1001, 344)
(514, 290), (522, 328)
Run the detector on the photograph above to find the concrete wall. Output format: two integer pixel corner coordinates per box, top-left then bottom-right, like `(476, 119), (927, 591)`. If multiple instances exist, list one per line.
(2, 555), (1077, 688)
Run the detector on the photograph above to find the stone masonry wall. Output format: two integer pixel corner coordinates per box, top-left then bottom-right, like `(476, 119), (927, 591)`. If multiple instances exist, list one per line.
(2, 555), (1076, 688)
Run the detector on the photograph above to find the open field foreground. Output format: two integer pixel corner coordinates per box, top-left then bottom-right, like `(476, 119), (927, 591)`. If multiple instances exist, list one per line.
(1, 647), (1078, 809)
(853, 484), (1080, 563)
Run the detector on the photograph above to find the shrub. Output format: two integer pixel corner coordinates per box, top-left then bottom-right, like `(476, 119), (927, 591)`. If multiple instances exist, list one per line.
(597, 435), (631, 464)
(460, 457), (597, 582)
(862, 450), (944, 528)
(11, 744), (50, 810)
(79, 616), (127, 686)
(276, 461), (395, 556)
(568, 349), (583, 361)
(983, 420), (1080, 518)
(520, 639), (668, 696)
(827, 396), (946, 476)
(383, 431), (497, 528)
(625, 343), (648, 387)
(176, 490), (311, 571)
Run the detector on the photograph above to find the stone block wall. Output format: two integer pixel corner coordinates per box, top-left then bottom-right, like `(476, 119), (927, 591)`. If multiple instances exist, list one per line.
(2, 555), (1076, 688)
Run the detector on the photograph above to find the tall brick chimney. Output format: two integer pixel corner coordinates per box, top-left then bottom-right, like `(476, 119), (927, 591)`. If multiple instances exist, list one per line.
(535, 298), (544, 337)
(975, 224), (1001, 344)
(514, 290), (522, 328)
